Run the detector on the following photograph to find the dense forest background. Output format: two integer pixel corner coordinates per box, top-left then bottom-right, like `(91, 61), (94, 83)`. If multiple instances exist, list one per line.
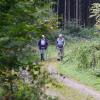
(55, 0), (100, 27)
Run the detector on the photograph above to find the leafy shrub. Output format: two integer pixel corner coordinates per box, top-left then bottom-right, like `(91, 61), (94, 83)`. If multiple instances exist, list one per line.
(93, 69), (100, 77)
(64, 39), (100, 70)
(79, 27), (95, 36)
(0, 87), (4, 97)
(75, 45), (91, 69)
(68, 25), (81, 34)
(61, 21), (97, 37)
(0, 0), (57, 99)
(75, 42), (100, 69)
(90, 3), (100, 31)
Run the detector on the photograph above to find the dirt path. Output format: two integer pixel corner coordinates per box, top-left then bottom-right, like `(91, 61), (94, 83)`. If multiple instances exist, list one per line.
(45, 59), (100, 100)
(45, 88), (66, 100)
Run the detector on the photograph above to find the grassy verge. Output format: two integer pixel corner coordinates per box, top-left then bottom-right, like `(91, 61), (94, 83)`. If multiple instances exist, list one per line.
(58, 63), (100, 91)
(46, 79), (95, 100)
(48, 36), (100, 91)
(58, 38), (100, 91)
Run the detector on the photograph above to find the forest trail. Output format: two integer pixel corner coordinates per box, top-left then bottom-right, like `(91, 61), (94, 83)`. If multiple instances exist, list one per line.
(44, 58), (100, 100)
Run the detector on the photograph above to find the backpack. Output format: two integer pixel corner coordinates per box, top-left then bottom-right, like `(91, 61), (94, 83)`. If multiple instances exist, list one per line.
(40, 39), (46, 46)
(57, 38), (64, 48)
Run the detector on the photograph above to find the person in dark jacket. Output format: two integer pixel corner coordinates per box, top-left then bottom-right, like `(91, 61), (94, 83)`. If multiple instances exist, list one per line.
(38, 35), (48, 61)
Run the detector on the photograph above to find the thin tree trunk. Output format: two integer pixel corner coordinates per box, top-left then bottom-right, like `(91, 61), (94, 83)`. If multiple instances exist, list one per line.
(76, 0), (78, 26)
(79, 0), (81, 25)
(88, 0), (91, 26)
(64, 0), (67, 29)
(57, 0), (59, 27)
(68, 0), (70, 25)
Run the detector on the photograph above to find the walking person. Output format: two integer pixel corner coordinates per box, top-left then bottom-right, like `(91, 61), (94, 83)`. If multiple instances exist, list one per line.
(56, 34), (65, 61)
(38, 35), (48, 61)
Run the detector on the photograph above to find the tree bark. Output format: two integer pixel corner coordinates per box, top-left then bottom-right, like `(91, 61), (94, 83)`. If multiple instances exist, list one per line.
(64, 0), (67, 29)
(76, 0), (78, 26)
(57, 0), (59, 27)
(68, 0), (70, 25)
(79, 0), (81, 25)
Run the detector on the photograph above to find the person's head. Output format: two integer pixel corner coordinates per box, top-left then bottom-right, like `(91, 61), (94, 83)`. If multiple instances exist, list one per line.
(59, 34), (63, 38)
(41, 35), (45, 39)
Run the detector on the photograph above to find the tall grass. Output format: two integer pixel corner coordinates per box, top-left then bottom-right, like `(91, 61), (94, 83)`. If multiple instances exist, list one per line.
(57, 36), (100, 91)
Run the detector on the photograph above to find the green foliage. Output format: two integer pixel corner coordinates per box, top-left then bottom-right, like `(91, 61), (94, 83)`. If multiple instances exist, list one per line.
(0, 0), (57, 71)
(0, 0), (57, 99)
(79, 27), (95, 36)
(0, 0), (37, 69)
(14, 65), (49, 100)
(62, 36), (100, 70)
(73, 42), (100, 69)
(93, 69), (100, 77)
(90, 3), (100, 30)
(0, 87), (4, 96)
(57, 36), (100, 90)
(76, 45), (91, 69)
(62, 21), (81, 35)
(0, 63), (50, 100)
(62, 22), (96, 36)
(66, 25), (81, 34)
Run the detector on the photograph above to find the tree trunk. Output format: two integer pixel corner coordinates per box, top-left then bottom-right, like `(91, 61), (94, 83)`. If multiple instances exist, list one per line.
(68, 0), (70, 25)
(79, 0), (81, 25)
(76, 0), (78, 26)
(64, 0), (67, 29)
(57, 0), (59, 27)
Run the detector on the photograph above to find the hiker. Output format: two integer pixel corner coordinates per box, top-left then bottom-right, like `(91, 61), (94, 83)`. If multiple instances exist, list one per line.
(38, 35), (48, 61)
(56, 34), (65, 61)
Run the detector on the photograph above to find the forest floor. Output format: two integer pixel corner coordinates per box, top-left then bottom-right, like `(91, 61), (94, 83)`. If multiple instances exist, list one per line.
(43, 58), (100, 100)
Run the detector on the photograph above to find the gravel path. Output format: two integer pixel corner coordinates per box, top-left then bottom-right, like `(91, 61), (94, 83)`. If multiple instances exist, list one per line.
(47, 63), (100, 100)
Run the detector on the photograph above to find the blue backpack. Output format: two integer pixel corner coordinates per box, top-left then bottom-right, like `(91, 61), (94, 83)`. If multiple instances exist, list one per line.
(57, 38), (64, 48)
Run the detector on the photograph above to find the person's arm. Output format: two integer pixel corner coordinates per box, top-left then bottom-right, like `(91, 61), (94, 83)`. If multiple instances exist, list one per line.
(56, 38), (58, 49)
(38, 40), (41, 48)
(63, 38), (65, 46)
(45, 39), (48, 49)
(47, 39), (48, 47)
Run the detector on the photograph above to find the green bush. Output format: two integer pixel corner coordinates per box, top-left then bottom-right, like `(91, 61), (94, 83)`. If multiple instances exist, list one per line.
(93, 69), (100, 77)
(75, 45), (91, 69)
(64, 39), (100, 70)
(79, 27), (95, 36)
(0, 87), (4, 97)
(62, 23), (97, 37)
(0, 0), (57, 99)
(74, 42), (100, 69)
(65, 25), (80, 35)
